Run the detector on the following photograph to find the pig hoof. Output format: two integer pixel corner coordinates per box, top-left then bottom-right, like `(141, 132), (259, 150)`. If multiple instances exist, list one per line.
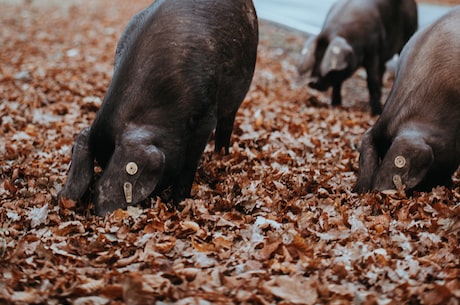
(331, 99), (342, 106)
(371, 105), (382, 116)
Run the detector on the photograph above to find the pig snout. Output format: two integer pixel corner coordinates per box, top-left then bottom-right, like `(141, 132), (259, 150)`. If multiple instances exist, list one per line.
(308, 77), (329, 92)
(93, 179), (127, 216)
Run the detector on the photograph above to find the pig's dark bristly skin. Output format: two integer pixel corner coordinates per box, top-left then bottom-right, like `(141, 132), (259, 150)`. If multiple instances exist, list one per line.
(59, 0), (258, 216)
(355, 7), (460, 194)
(298, 0), (417, 116)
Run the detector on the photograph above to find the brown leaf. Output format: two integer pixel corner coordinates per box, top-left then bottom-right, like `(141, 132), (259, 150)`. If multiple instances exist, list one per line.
(122, 272), (156, 305)
(263, 275), (318, 305)
(59, 196), (77, 210)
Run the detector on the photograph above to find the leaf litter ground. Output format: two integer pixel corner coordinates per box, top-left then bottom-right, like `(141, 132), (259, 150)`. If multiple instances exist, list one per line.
(0, 1), (459, 304)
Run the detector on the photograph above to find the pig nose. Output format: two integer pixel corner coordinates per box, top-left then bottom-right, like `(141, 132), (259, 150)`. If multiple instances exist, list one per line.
(308, 78), (320, 88)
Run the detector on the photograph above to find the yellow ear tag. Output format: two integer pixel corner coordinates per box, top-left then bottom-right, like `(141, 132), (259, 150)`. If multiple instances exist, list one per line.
(394, 156), (406, 168)
(124, 182), (133, 203)
(126, 162), (138, 175)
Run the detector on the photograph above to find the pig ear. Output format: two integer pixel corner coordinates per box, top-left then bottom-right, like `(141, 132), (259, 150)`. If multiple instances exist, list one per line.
(354, 130), (379, 193)
(297, 36), (317, 76)
(59, 128), (94, 202)
(376, 137), (434, 191)
(127, 144), (165, 204)
(404, 142), (434, 189)
(320, 36), (353, 77)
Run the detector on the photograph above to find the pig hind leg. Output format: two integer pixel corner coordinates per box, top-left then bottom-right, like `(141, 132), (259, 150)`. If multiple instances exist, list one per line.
(215, 109), (238, 154)
(364, 56), (385, 115)
(215, 88), (247, 154)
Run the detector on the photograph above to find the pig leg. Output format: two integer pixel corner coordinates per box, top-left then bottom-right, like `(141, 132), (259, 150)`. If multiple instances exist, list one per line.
(215, 109), (238, 154)
(215, 86), (246, 154)
(331, 82), (342, 106)
(59, 127), (94, 202)
(364, 57), (384, 116)
(172, 114), (217, 203)
(354, 130), (379, 193)
(215, 72), (252, 154)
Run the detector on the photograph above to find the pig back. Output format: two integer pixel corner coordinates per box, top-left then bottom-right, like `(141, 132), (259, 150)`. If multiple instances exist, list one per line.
(379, 7), (460, 134)
(89, 0), (258, 159)
(321, 0), (417, 62)
(111, 0), (257, 117)
(376, 0), (418, 59)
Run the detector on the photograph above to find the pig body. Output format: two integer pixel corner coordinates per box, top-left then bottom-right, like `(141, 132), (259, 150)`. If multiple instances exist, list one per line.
(298, 0), (417, 115)
(355, 7), (460, 193)
(59, 0), (258, 215)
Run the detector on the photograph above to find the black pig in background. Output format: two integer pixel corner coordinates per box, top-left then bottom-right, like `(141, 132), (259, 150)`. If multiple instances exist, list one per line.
(59, 0), (259, 216)
(298, 0), (418, 115)
(355, 6), (460, 193)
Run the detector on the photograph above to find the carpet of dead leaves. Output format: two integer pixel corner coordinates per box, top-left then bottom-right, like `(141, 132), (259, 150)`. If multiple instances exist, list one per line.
(0, 1), (459, 304)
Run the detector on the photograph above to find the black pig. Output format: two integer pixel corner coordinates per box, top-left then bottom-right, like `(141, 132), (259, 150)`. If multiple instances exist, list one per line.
(298, 0), (417, 115)
(59, 0), (258, 215)
(355, 7), (460, 193)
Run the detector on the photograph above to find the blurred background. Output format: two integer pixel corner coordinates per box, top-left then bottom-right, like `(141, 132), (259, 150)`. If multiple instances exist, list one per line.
(253, 0), (455, 35)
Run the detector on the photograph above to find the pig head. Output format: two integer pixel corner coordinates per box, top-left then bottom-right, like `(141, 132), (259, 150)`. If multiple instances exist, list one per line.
(298, 0), (418, 115)
(355, 131), (436, 193)
(59, 126), (166, 216)
(298, 35), (356, 103)
(93, 128), (165, 216)
(355, 7), (460, 193)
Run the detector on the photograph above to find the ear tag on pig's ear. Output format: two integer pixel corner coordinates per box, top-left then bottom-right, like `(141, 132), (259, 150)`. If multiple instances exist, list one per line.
(301, 47), (309, 55)
(124, 182), (133, 204)
(392, 175), (404, 191)
(394, 156), (406, 168)
(126, 162), (138, 175)
(330, 46), (340, 69)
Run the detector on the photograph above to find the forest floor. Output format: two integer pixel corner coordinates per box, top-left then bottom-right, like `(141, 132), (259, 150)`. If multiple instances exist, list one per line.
(0, 1), (459, 304)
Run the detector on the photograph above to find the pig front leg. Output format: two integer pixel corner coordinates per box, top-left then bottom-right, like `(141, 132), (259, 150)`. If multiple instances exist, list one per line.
(331, 82), (342, 106)
(354, 129), (379, 193)
(172, 115), (217, 203)
(59, 127), (94, 203)
(364, 56), (384, 116)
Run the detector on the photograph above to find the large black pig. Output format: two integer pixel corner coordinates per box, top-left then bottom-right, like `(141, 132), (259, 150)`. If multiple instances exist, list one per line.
(298, 0), (417, 115)
(59, 0), (258, 215)
(354, 7), (460, 193)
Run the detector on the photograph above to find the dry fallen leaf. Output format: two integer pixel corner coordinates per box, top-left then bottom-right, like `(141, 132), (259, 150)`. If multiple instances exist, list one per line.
(263, 275), (318, 304)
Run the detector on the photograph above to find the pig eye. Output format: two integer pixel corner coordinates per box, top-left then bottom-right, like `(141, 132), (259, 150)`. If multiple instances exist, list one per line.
(394, 156), (406, 169)
(126, 162), (138, 175)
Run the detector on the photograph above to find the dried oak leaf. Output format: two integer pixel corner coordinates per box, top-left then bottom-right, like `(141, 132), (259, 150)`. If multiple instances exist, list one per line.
(53, 220), (85, 236)
(59, 196), (77, 210)
(263, 275), (318, 305)
(122, 273), (155, 305)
